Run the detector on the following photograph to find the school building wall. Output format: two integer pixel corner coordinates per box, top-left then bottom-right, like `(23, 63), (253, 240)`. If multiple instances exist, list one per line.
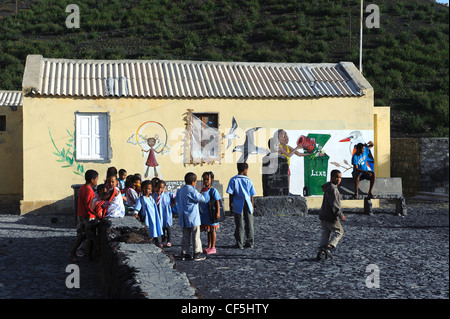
(0, 105), (23, 203)
(20, 87), (388, 214)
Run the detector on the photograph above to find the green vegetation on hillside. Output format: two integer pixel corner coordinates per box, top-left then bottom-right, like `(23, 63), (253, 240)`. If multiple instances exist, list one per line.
(0, 0), (448, 136)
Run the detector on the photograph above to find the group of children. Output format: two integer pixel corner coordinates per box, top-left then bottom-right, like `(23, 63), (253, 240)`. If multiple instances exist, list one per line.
(69, 162), (257, 262)
(70, 155), (352, 263)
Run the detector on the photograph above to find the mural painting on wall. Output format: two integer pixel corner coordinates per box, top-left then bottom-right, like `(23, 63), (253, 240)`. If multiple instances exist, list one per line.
(127, 121), (171, 179)
(224, 117), (269, 163)
(223, 117), (374, 197)
(272, 129), (313, 194)
(282, 129), (374, 196)
(49, 129), (85, 176)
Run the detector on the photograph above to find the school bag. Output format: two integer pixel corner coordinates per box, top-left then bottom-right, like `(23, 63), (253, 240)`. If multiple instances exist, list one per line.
(208, 187), (224, 223)
(93, 191), (116, 219)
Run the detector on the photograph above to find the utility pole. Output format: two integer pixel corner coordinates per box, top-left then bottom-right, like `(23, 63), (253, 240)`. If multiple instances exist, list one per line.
(15, 0), (18, 20)
(359, 0), (363, 74)
(349, 12), (352, 50)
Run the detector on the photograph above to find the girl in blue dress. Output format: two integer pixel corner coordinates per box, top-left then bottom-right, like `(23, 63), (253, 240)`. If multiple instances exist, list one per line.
(134, 180), (163, 246)
(200, 171), (222, 255)
(152, 180), (176, 247)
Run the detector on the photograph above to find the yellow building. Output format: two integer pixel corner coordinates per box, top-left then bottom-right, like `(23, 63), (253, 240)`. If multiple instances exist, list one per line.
(0, 91), (23, 207)
(8, 54), (390, 214)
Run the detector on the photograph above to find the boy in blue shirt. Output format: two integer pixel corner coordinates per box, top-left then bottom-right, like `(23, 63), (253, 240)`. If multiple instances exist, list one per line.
(176, 172), (206, 261)
(227, 163), (257, 249)
(351, 142), (376, 199)
(118, 169), (127, 192)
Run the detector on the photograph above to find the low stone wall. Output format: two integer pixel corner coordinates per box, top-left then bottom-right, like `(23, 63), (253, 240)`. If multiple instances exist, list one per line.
(419, 138), (449, 194)
(254, 195), (308, 216)
(391, 138), (449, 195)
(98, 216), (197, 299)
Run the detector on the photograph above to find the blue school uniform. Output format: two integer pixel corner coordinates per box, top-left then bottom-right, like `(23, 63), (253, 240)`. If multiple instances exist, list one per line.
(200, 187), (222, 226)
(226, 175), (256, 214)
(134, 195), (162, 238)
(118, 178), (125, 191)
(152, 191), (175, 228)
(176, 185), (205, 228)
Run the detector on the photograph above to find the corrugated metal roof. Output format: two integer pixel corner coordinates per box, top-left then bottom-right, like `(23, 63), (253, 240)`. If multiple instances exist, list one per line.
(0, 91), (23, 109)
(30, 57), (366, 98)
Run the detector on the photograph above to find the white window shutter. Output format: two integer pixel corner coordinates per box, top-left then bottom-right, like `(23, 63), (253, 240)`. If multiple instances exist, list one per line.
(91, 114), (107, 159)
(77, 115), (92, 158)
(76, 113), (108, 160)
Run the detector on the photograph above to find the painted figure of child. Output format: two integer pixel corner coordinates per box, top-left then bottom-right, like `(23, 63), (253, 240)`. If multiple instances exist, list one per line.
(144, 136), (162, 178)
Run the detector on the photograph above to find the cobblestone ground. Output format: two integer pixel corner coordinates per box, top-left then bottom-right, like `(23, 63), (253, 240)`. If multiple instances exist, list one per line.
(168, 199), (449, 299)
(0, 214), (108, 299)
(0, 198), (448, 299)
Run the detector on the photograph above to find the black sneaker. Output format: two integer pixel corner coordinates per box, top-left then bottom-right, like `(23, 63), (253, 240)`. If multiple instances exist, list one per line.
(181, 253), (191, 261)
(316, 249), (326, 261)
(321, 246), (333, 260)
(244, 242), (254, 248)
(193, 253), (206, 261)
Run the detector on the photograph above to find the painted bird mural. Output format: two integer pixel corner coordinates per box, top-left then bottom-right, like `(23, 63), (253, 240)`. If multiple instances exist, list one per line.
(223, 117), (239, 150)
(339, 130), (375, 171)
(233, 127), (269, 163)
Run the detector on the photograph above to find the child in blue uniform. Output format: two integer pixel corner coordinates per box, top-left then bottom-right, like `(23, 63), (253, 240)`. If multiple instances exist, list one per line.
(152, 180), (176, 247)
(118, 169), (127, 192)
(134, 180), (163, 246)
(200, 171), (222, 255)
(176, 172), (206, 261)
(227, 163), (257, 249)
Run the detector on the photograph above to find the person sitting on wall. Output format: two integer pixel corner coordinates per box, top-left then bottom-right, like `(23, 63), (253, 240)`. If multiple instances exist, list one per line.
(351, 142), (376, 199)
